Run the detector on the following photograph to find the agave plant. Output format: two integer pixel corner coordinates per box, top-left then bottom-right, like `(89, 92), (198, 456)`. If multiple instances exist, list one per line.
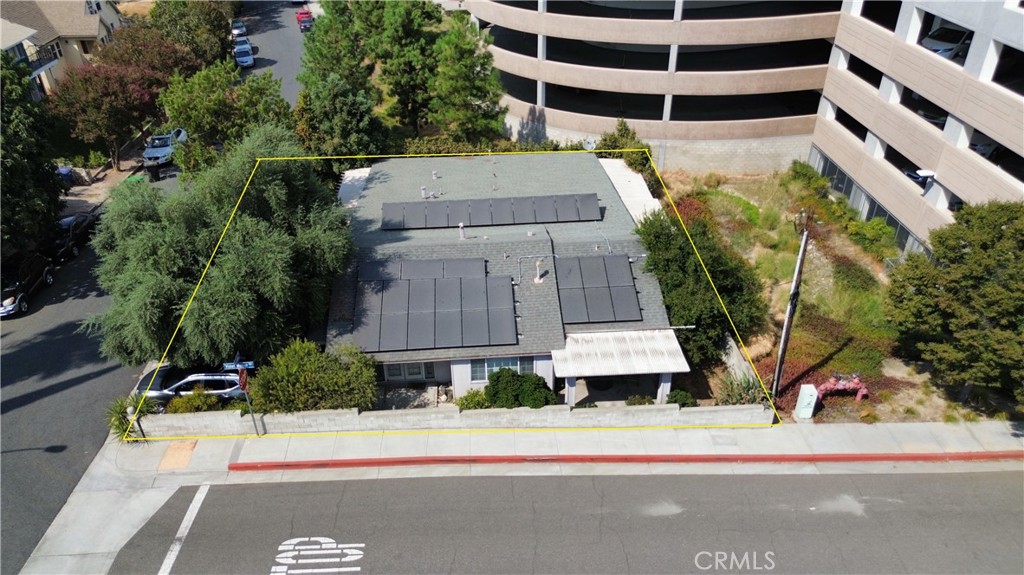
(106, 393), (159, 441)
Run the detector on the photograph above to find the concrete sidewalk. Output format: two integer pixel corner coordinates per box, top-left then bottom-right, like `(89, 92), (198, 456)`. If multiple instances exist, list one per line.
(21, 421), (1024, 574)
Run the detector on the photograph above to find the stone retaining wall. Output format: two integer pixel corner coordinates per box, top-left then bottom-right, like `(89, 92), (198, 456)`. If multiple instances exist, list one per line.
(141, 404), (774, 438)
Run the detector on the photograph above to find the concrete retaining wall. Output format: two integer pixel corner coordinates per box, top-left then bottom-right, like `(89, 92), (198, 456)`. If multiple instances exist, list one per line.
(141, 404), (773, 437)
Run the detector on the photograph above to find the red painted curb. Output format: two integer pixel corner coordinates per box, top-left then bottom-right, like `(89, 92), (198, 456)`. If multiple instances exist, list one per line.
(228, 451), (1024, 472)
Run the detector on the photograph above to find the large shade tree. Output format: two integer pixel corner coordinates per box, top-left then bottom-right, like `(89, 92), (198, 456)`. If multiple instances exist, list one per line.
(148, 0), (231, 66)
(1, 53), (67, 250)
(888, 201), (1024, 404)
(50, 63), (162, 170)
(88, 124), (353, 367)
(159, 60), (292, 172)
(95, 23), (201, 83)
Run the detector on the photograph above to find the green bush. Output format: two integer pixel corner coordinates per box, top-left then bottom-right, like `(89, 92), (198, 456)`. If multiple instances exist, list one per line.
(667, 389), (697, 407)
(783, 160), (830, 195)
(832, 255), (878, 291)
(165, 387), (220, 413)
(625, 395), (655, 406)
(717, 374), (765, 405)
(761, 205), (781, 231)
(87, 150), (109, 170)
(846, 217), (898, 261)
(249, 339), (378, 413)
(106, 393), (160, 440)
(636, 211), (768, 366)
(483, 368), (558, 409)
(455, 389), (492, 410)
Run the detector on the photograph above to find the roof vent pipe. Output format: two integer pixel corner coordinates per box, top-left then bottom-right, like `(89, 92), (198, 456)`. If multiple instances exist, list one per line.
(458, 222), (466, 240)
(420, 186), (427, 199)
(432, 170), (438, 180)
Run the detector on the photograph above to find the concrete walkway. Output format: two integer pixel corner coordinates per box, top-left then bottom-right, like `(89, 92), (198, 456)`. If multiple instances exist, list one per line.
(21, 421), (1024, 574)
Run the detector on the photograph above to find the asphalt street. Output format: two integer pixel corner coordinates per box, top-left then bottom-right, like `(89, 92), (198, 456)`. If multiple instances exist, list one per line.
(110, 472), (1023, 575)
(0, 247), (138, 574)
(239, 0), (308, 105)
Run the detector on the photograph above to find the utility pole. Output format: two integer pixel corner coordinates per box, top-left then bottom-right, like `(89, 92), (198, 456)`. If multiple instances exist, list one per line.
(772, 209), (811, 399)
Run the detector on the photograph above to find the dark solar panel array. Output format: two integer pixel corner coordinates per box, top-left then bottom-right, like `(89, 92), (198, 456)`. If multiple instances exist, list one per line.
(380, 194), (601, 230)
(353, 259), (517, 352)
(556, 255), (642, 324)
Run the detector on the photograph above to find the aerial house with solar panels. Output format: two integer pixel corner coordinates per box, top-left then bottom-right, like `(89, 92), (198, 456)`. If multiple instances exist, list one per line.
(331, 152), (690, 405)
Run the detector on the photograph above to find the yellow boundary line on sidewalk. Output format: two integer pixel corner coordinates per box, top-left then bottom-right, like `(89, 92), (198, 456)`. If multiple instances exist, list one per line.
(125, 149), (780, 443)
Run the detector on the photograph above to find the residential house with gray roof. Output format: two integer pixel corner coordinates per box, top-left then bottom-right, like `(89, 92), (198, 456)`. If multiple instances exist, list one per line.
(331, 152), (690, 405)
(1, 0), (122, 96)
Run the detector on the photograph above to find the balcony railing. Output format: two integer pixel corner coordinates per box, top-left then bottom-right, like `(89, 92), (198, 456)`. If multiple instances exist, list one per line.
(20, 49), (58, 73)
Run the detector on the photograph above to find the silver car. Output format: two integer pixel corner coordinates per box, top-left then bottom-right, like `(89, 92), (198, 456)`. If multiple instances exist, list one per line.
(142, 128), (187, 167)
(231, 19), (246, 38)
(920, 26), (972, 60)
(135, 363), (243, 408)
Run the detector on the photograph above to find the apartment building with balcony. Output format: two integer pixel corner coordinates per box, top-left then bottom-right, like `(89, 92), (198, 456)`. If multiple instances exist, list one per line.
(1, 0), (122, 96)
(811, 1), (1023, 255)
(467, 0), (1023, 255)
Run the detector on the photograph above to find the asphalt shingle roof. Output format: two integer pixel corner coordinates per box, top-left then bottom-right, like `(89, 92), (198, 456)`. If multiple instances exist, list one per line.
(1, 1), (103, 46)
(331, 153), (670, 363)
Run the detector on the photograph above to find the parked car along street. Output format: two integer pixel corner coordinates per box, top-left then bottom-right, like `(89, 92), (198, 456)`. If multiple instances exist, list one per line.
(48, 211), (99, 262)
(0, 253), (55, 317)
(134, 362), (244, 410)
(142, 128), (187, 167)
(232, 36), (252, 53)
(234, 45), (255, 68)
(230, 18), (246, 38)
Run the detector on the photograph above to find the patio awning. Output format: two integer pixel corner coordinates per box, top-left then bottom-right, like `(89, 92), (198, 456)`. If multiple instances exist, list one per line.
(552, 329), (691, 378)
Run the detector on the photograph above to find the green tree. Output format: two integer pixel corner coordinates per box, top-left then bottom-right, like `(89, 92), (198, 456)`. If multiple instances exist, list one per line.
(427, 11), (506, 143)
(635, 210), (768, 366)
(149, 0), (231, 66)
(50, 63), (162, 170)
(88, 125), (352, 367)
(294, 73), (387, 179)
(95, 23), (201, 82)
(160, 60), (292, 172)
(1, 53), (67, 251)
(299, 1), (375, 95)
(377, 0), (442, 135)
(249, 340), (377, 413)
(888, 201), (1024, 404)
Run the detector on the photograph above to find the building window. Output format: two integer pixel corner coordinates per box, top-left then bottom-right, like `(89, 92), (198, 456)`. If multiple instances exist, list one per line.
(86, 0), (100, 15)
(384, 362), (435, 381)
(7, 44), (28, 62)
(81, 40), (94, 55)
(470, 357), (536, 382)
(47, 42), (63, 59)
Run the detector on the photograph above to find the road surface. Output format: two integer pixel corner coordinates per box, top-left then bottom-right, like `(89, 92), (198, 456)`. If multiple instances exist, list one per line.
(1, 247), (138, 574)
(110, 471), (1023, 574)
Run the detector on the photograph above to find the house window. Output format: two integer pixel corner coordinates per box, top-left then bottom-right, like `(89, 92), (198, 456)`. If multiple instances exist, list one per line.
(7, 44), (28, 62)
(86, 0), (100, 15)
(47, 42), (63, 59)
(81, 40), (94, 55)
(470, 357), (537, 382)
(383, 362), (436, 381)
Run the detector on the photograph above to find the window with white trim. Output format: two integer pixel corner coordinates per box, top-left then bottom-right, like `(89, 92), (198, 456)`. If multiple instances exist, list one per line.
(383, 362), (435, 381)
(470, 357), (537, 382)
(47, 42), (63, 59)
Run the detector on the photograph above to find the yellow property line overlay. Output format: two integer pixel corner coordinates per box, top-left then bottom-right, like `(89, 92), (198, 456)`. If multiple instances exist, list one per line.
(126, 148), (780, 442)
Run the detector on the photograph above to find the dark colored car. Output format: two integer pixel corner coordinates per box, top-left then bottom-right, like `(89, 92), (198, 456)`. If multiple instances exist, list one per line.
(134, 362), (244, 409)
(298, 16), (313, 32)
(50, 211), (98, 261)
(1, 253), (56, 317)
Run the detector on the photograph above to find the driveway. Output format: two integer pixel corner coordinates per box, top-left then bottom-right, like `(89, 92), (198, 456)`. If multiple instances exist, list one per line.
(0, 247), (138, 574)
(237, 0), (311, 105)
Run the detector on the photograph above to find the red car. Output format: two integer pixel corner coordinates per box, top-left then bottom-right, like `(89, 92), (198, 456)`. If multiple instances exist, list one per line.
(295, 8), (312, 22)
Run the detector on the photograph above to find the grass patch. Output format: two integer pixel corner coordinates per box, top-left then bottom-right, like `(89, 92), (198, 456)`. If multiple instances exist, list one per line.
(859, 407), (880, 424)
(702, 189), (760, 226)
(903, 406), (919, 417)
(755, 252), (797, 284)
(761, 205), (782, 231)
(943, 410), (961, 423)
(961, 410), (980, 423)
(876, 390), (894, 403)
